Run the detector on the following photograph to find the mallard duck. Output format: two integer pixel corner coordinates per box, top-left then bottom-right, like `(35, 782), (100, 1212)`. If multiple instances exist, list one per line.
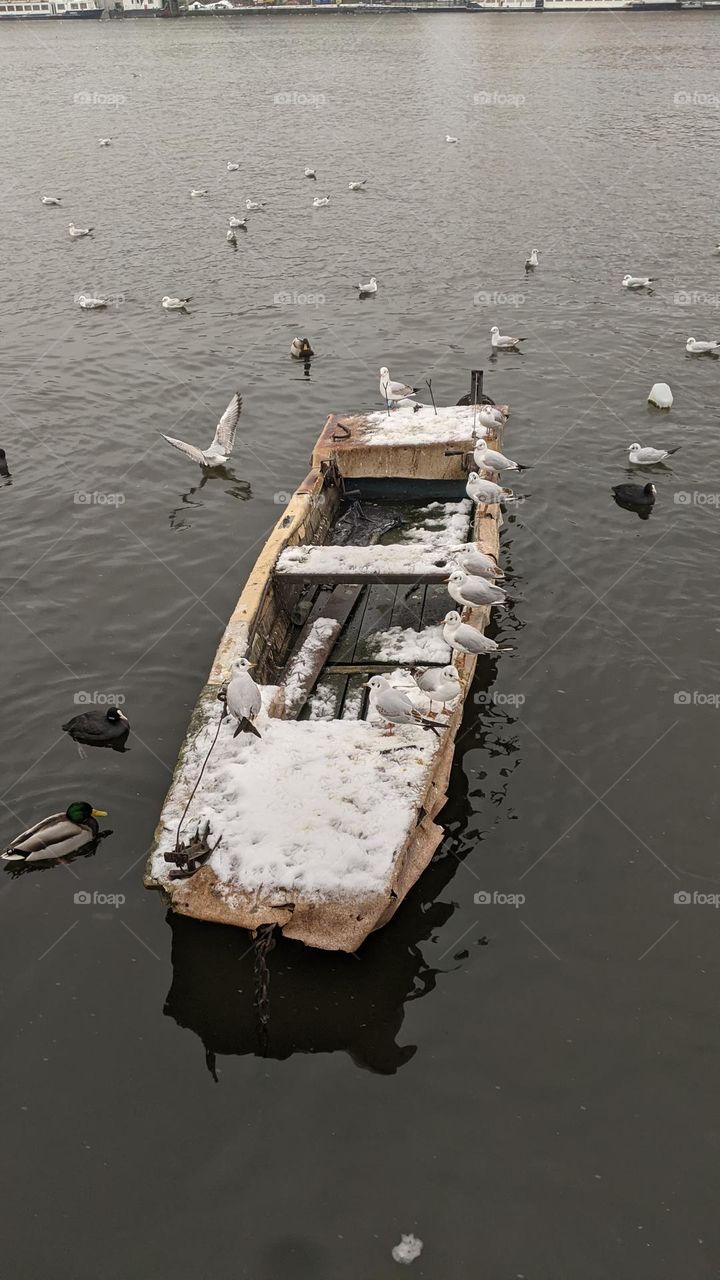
(62, 706), (130, 752)
(290, 337), (314, 359)
(2, 803), (107, 863)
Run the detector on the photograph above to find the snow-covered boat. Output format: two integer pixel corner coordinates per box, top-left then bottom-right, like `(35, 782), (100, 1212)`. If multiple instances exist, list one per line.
(145, 389), (508, 952)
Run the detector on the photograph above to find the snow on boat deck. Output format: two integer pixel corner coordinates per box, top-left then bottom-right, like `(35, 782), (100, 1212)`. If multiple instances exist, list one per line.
(149, 684), (439, 902)
(356, 404), (479, 446)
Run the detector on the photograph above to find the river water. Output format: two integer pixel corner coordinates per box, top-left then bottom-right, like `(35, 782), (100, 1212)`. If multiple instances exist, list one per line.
(2, 11), (720, 1278)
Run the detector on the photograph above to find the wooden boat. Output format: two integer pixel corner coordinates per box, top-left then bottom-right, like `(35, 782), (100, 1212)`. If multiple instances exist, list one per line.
(145, 382), (509, 952)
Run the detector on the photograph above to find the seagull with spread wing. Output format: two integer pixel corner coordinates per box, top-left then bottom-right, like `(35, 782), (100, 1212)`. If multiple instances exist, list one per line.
(163, 392), (242, 468)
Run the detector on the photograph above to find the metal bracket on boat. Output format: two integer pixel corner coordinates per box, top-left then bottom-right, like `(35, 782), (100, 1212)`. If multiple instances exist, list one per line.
(331, 421), (352, 442)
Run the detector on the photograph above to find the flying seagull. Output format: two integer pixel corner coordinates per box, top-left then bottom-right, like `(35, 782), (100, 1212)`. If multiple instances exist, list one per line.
(163, 391), (242, 468)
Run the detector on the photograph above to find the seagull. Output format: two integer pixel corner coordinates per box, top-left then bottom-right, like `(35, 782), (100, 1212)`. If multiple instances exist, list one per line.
(348, 179), (366, 190)
(380, 366), (418, 406)
(313, 195), (330, 208)
(447, 570), (507, 610)
(612, 481), (656, 511)
(445, 135), (458, 143)
(226, 161), (240, 172)
(474, 440), (526, 473)
(686, 337), (720, 355)
(304, 167), (316, 179)
(190, 188), (208, 198)
(163, 391), (242, 468)
(525, 249), (539, 269)
(475, 406), (507, 434)
(443, 611), (511, 656)
(363, 676), (444, 736)
(225, 658), (261, 739)
(228, 216), (247, 229)
(76, 295), (107, 310)
(161, 296), (191, 311)
(68, 223), (93, 238)
(490, 325), (525, 351)
(628, 442), (680, 466)
(466, 471), (514, 505)
(451, 545), (504, 580)
(40, 195), (61, 206)
(245, 198), (266, 211)
(357, 276), (377, 298)
(414, 665), (461, 716)
(98, 138), (111, 147)
(622, 274), (654, 289)
(227, 229), (237, 245)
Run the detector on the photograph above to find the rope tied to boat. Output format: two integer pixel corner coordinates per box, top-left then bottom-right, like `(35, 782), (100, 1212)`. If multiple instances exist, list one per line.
(162, 704), (226, 876)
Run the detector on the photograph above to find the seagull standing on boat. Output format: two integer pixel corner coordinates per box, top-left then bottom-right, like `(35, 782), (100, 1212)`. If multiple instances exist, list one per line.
(68, 223), (93, 238)
(490, 326), (525, 351)
(40, 195), (61, 206)
(525, 249), (539, 269)
(628, 442), (680, 465)
(414, 665), (461, 716)
(474, 440), (526, 473)
(622, 274), (654, 289)
(466, 471), (514, 506)
(447, 570), (507, 610)
(225, 658), (262, 739)
(380, 366), (418, 407)
(163, 391), (242, 468)
(686, 337), (720, 355)
(443, 611), (511, 656)
(357, 277), (377, 298)
(363, 676), (444, 736)
(450, 545), (504, 579)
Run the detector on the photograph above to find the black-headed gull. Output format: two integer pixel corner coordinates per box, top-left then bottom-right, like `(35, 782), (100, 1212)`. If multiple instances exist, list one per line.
(161, 296), (191, 311)
(225, 658), (261, 739)
(245, 198), (266, 211)
(466, 471), (514, 505)
(68, 223), (93, 238)
(628, 442), (680, 465)
(686, 337), (720, 355)
(228, 216), (247, 230)
(304, 167), (316, 179)
(474, 440), (526, 473)
(357, 276), (377, 298)
(447, 570), (507, 609)
(348, 179), (366, 191)
(490, 326), (525, 351)
(163, 391), (242, 468)
(98, 138), (111, 147)
(451, 545), (504, 579)
(226, 161), (240, 172)
(379, 366), (418, 405)
(525, 249), (539, 269)
(40, 195), (61, 206)
(76, 294), (107, 310)
(227, 229), (237, 246)
(445, 135), (458, 144)
(363, 675), (443, 735)
(622, 274), (654, 289)
(414, 665), (461, 715)
(443, 611), (510, 656)
(312, 195), (330, 208)
(190, 188), (208, 198)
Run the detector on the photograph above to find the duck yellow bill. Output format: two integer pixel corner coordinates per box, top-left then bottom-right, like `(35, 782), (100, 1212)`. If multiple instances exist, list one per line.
(91, 809), (108, 818)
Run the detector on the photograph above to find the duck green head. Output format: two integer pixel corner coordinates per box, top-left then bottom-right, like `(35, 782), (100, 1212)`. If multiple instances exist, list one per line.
(66, 802), (107, 824)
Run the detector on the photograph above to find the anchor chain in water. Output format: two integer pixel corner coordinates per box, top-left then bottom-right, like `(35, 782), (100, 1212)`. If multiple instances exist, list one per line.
(253, 923), (277, 1052)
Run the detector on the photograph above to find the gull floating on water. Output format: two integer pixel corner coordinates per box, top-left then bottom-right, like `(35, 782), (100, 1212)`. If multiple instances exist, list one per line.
(466, 471), (514, 505)
(161, 295), (191, 311)
(622, 274), (654, 289)
(357, 276), (377, 298)
(245, 198), (266, 211)
(491, 325), (525, 351)
(225, 658), (261, 739)
(226, 161), (240, 172)
(348, 179), (366, 190)
(363, 675), (443, 736)
(98, 138), (111, 147)
(304, 167), (316, 179)
(68, 223), (93, 238)
(525, 249), (539, 269)
(190, 188), (208, 198)
(228, 216), (247, 229)
(443, 611), (509, 656)
(313, 195), (330, 208)
(163, 391), (242, 468)
(445, 135), (458, 143)
(76, 294), (107, 310)
(40, 195), (61, 206)
(686, 337), (720, 355)
(628, 442), (680, 466)
(448, 569), (507, 610)
(474, 439), (525, 473)
(227, 229), (237, 245)
(380, 366), (418, 406)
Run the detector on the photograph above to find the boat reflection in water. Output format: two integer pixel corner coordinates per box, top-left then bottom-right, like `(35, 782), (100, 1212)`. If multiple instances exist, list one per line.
(162, 664), (522, 1078)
